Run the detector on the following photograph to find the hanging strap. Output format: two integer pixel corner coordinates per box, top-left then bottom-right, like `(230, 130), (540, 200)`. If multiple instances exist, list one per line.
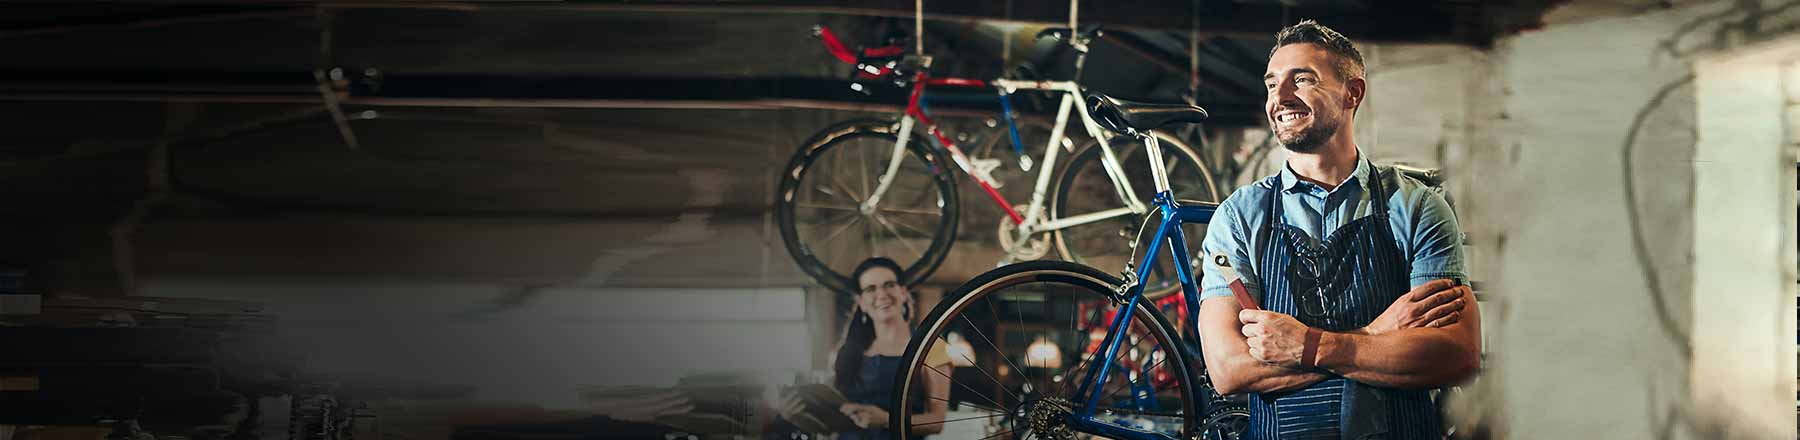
(915, 0), (925, 56)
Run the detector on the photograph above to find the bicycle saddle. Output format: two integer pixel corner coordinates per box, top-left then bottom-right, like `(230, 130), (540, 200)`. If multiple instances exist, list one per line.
(1086, 93), (1209, 135)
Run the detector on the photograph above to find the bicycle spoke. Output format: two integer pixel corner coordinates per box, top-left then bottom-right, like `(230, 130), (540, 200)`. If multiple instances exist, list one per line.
(827, 154), (864, 205)
(1011, 292), (1048, 393)
(968, 299), (1033, 394)
(872, 214), (925, 260)
(910, 412), (1007, 428)
(1050, 306), (1103, 399)
(949, 346), (1018, 404)
(1101, 349), (1169, 403)
(875, 205), (946, 216)
(816, 216), (864, 274)
(858, 139), (871, 200)
(796, 202), (862, 212)
(976, 429), (1017, 440)
(924, 362), (1010, 414)
(832, 181), (865, 205)
(865, 216), (878, 263)
(1054, 352), (1100, 402)
(795, 205), (856, 230)
(949, 316), (1023, 404)
(818, 214), (864, 250)
(927, 395), (1008, 415)
(887, 214), (937, 238)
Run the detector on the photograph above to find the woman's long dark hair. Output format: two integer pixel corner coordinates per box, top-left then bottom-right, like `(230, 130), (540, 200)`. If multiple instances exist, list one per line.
(832, 257), (907, 392)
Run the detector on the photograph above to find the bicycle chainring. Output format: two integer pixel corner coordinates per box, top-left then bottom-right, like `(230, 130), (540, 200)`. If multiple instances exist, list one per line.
(998, 202), (1052, 260)
(1198, 403), (1249, 440)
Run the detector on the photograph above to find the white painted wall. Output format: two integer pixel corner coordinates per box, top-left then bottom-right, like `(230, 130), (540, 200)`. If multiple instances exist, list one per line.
(1689, 39), (1800, 439)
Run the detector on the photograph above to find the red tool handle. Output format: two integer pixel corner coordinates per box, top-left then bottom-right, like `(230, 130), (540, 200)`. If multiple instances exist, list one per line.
(1213, 254), (1260, 310)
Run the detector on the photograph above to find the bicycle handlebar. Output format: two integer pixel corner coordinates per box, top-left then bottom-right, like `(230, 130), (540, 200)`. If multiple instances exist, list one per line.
(812, 25), (907, 78)
(812, 25), (859, 65)
(812, 24), (919, 94)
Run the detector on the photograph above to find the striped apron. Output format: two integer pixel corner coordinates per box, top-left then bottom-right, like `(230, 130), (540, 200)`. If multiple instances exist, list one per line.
(1247, 167), (1441, 440)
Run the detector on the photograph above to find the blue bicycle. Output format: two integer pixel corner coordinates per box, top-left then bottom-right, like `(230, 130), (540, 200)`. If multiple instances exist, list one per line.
(890, 94), (1245, 440)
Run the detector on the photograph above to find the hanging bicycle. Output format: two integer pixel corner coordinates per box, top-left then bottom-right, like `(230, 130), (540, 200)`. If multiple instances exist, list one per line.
(775, 24), (1222, 295)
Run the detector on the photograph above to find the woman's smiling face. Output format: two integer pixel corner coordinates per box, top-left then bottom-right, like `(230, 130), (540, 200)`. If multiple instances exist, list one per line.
(857, 266), (908, 322)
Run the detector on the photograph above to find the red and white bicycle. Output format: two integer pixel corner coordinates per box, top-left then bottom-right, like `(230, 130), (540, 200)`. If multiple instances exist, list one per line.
(775, 24), (1222, 295)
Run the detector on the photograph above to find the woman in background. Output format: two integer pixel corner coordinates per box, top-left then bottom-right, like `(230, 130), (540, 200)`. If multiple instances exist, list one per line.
(782, 257), (951, 439)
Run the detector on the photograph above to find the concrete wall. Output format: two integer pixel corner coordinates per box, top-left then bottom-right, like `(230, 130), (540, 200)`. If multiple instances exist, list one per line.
(1446, 1), (1796, 438)
(1688, 38), (1800, 439)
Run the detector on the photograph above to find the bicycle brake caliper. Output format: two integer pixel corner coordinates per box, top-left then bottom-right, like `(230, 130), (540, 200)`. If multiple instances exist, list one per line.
(1113, 264), (1138, 304)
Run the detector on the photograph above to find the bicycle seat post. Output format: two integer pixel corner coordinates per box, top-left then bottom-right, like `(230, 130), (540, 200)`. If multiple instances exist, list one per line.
(1138, 131), (1173, 196)
(1071, 40), (1090, 82)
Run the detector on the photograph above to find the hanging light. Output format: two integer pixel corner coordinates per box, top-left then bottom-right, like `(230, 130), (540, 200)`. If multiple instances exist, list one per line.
(946, 332), (977, 367)
(1025, 336), (1063, 369)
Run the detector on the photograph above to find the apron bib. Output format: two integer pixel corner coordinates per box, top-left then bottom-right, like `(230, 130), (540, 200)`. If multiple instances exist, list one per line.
(1246, 166), (1441, 440)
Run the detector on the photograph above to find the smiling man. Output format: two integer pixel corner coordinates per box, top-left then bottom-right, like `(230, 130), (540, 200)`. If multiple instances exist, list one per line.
(1196, 20), (1482, 439)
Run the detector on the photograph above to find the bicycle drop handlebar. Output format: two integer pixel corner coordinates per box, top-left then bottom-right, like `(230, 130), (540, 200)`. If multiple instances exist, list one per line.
(812, 25), (910, 93)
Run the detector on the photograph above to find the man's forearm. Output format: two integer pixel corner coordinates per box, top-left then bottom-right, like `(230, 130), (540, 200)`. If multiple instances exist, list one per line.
(1201, 297), (1331, 395)
(1209, 347), (1332, 394)
(1237, 363), (1333, 394)
(1314, 327), (1478, 388)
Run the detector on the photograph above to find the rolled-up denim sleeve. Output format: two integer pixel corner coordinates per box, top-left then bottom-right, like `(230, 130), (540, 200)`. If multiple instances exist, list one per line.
(1199, 196), (1259, 301)
(1407, 189), (1467, 287)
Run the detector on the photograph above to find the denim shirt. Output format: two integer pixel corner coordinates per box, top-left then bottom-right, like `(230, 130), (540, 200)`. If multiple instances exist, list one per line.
(1198, 153), (1466, 302)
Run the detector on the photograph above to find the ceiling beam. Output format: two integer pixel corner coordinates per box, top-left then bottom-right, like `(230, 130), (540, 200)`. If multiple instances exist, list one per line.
(316, 0), (1529, 45)
(0, 1), (1544, 45)
(0, 71), (1268, 125)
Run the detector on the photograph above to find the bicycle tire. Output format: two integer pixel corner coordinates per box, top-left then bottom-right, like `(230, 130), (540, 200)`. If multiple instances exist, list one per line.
(1050, 131), (1222, 299)
(891, 260), (1199, 440)
(776, 119), (960, 294)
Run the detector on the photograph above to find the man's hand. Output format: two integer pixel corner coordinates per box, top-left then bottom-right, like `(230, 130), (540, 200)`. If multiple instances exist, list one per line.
(1363, 279), (1468, 335)
(1240, 310), (1311, 368)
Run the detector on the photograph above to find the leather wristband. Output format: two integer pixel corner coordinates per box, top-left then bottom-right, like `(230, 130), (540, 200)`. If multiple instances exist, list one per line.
(1301, 327), (1323, 369)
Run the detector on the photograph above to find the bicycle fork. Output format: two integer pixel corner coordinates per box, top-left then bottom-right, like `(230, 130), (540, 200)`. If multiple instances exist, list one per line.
(859, 116), (919, 215)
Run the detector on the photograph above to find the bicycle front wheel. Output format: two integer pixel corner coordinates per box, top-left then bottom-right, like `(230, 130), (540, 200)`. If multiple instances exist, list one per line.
(892, 261), (1198, 440)
(1051, 131), (1221, 299)
(776, 119), (960, 294)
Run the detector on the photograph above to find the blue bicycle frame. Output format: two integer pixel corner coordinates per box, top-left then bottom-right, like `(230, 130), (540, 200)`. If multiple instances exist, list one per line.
(1062, 134), (1219, 440)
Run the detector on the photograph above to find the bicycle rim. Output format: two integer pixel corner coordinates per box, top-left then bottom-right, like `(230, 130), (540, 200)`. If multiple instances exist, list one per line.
(892, 261), (1196, 440)
(776, 120), (959, 293)
(1050, 131), (1220, 299)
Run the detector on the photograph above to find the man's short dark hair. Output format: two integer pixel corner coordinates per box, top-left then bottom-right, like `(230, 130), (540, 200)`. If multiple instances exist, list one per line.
(1271, 19), (1365, 81)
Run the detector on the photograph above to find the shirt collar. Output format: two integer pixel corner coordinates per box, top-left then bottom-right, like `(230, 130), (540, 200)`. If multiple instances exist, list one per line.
(1279, 149), (1372, 194)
